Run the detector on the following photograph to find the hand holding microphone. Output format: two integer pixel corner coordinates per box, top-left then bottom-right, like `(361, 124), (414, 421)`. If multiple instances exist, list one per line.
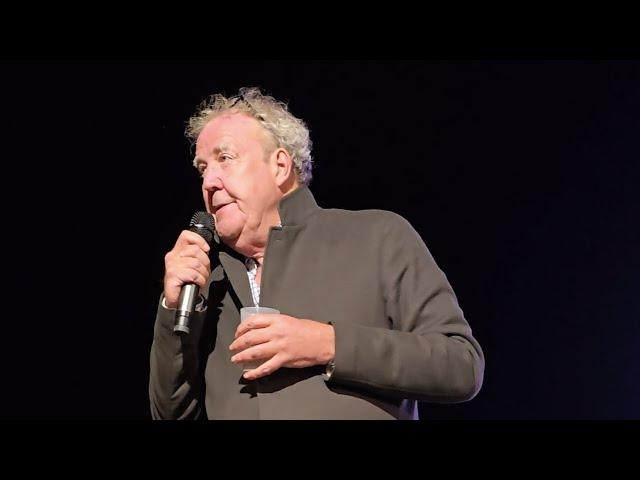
(163, 212), (216, 335)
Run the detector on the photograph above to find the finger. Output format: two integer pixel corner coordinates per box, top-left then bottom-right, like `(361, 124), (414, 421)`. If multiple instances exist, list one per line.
(174, 268), (208, 289)
(179, 245), (211, 266)
(179, 257), (210, 280)
(231, 341), (277, 365)
(177, 230), (210, 253)
(229, 328), (272, 352)
(235, 314), (275, 338)
(242, 353), (285, 380)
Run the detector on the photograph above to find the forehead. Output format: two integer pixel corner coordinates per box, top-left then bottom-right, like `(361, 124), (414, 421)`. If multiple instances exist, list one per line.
(196, 113), (268, 154)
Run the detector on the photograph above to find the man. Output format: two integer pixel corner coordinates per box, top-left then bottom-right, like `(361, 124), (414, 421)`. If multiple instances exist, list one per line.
(149, 87), (484, 419)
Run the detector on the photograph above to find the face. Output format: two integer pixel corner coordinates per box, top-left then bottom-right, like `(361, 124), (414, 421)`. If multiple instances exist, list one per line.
(194, 113), (283, 249)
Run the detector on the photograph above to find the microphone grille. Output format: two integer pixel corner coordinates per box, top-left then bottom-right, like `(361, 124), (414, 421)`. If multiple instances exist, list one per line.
(188, 211), (216, 245)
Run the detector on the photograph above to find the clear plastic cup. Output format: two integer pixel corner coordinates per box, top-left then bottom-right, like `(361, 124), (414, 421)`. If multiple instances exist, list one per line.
(239, 306), (280, 371)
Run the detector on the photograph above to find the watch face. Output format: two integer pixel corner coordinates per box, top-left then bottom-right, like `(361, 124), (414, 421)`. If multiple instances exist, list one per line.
(323, 361), (335, 381)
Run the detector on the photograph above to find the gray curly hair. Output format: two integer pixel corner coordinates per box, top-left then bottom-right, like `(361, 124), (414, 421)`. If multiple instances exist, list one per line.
(186, 87), (314, 186)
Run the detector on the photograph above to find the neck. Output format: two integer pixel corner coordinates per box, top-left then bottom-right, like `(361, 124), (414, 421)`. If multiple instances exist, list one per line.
(224, 182), (299, 260)
(228, 196), (285, 260)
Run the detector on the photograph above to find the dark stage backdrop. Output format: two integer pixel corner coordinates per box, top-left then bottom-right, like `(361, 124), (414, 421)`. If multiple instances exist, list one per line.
(2, 60), (638, 420)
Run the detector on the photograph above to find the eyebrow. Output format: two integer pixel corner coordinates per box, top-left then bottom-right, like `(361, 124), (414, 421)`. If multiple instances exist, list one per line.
(193, 144), (233, 167)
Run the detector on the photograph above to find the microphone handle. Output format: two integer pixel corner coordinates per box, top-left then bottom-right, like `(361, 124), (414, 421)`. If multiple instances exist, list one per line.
(173, 283), (200, 335)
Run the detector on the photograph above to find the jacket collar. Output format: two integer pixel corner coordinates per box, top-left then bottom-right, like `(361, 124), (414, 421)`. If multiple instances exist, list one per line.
(213, 185), (319, 253)
(215, 186), (320, 309)
(277, 185), (320, 227)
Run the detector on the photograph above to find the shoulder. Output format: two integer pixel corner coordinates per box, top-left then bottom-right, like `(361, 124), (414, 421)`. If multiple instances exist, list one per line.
(313, 207), (416, 236)
(315, 207), (407, 225)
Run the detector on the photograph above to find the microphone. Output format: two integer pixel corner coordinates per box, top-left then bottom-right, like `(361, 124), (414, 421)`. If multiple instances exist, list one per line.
(173, 211), (216, 336)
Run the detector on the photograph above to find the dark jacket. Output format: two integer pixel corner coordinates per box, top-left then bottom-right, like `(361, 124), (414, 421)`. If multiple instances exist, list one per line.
(149, 186), (484, 419)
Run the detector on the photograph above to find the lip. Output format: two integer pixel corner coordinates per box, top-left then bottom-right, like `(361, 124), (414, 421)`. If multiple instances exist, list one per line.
(213, 202), (234, 215)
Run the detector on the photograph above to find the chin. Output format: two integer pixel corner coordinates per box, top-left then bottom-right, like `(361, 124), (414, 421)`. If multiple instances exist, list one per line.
(216, 227), (238, 241)
(215, 223), (241, 243)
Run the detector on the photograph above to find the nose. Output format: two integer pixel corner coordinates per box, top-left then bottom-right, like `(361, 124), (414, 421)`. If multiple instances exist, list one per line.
(201, 164), (223, 192)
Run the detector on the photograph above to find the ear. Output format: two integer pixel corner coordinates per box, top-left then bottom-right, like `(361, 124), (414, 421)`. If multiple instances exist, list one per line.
(271, 148), (296, 188)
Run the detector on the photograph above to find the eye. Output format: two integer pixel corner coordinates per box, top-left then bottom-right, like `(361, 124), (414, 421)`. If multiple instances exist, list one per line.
(196, 163), (206, 176)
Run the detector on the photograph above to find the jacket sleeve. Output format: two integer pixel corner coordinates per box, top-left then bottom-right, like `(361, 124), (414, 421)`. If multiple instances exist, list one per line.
(149, 295), (208, 420)
(328, 212), (485, 403)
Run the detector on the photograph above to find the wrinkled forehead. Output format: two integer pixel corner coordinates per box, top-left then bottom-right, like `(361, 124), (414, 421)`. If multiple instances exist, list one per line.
(195, 112), (275, 156)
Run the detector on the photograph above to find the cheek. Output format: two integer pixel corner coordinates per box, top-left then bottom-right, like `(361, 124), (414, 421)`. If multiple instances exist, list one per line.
(220, 205), (250, 234)
(202, 188), (213, 213)
(211, 205), (239, 234)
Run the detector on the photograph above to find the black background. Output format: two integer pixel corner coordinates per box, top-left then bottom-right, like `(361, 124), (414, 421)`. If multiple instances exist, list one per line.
(3, 59), (638, 420)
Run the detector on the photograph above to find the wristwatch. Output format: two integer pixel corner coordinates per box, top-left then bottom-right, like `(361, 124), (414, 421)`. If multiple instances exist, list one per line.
(322, 359), (336, 381)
